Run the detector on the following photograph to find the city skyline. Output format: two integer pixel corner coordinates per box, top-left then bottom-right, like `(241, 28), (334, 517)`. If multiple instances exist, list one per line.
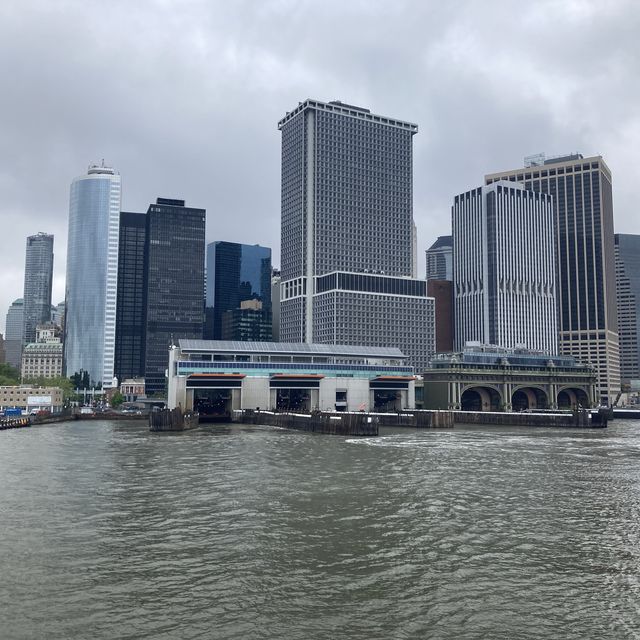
(2, 1), (640, 325)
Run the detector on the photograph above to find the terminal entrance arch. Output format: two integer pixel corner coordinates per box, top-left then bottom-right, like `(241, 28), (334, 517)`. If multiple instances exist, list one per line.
(557, 387), (590, 409)
(511, 387), (549, 411)
(460, 386), (501, 412)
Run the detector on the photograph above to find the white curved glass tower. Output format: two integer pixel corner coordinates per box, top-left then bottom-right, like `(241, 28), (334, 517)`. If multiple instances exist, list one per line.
(64, 164), (121, 388)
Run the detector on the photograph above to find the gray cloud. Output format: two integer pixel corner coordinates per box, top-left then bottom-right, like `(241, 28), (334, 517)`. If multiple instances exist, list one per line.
(2, 0), (639, 327)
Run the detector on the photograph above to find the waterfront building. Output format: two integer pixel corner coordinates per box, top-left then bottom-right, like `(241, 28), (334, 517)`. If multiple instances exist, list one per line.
(64, 164), (121, 388)
(167, 339), (416, 414)
(615, 234), (640, 384)
(22, 232), (54, 345)
(422, 345), (596, 411)
(119, 378), (145, 403)
(205, 241), (272, 341)
(114, 211), (147, 383)
(453, 181), (557, 354)
(0, 385), (64, 413)
(425, 235), (453, 281)
(21, 324), (63, 381)
(486, 153), (620, 403)
(278, 98), (434, 371)
(4, 298), (24, 371)
(143, 198), (205, 396)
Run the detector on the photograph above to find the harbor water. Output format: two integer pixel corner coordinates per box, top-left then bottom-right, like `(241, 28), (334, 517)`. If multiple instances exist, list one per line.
(1, 419), (639, 639)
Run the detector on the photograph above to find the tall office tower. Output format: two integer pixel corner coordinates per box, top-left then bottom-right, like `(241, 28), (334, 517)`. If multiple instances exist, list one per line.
(615, 234), (640, 383)
(22, 232), (54, 344)
(278, 99), (434, 371)
(425, 235), (453, 281)
(4, 298), (24, 370)
(114, 211), (147, 383)
(205, 241), (272, 341)
(271, 269), (281, 342)
(486, 154), (620, 402)
(453, 182), (557, 354)
(51, 301), (65, 330)
(0, 333), (5, 363)
(143, 198), (205, 395)
(64, 164), (121, 388)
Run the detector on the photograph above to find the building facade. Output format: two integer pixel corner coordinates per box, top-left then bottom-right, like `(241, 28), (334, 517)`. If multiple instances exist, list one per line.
(278, 99), (434, 370)
(64, 164), (121, 388)
(427, 280), (454, 353)
(615, 234), (640, 384)
(168, 339), (415, 414)
(143, 198), (205, 395)
(114, 211), (147, 383)
(453, 182), (557, 354)
(205, 241), (272, 341)
(4, 298), (24, 371)
(486, 154), (620, 403)
(0, 385), (64, 413)
(425, 235), (453, 281)
(22, 232), (54, 344)
(21, 324), (63, 381)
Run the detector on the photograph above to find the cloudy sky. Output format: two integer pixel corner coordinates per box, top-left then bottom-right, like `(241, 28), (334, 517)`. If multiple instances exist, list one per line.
(2, 0), (639, 330)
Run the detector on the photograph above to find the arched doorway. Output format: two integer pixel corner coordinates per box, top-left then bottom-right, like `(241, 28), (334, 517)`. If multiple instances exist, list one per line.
(512, 387), (548, 411)
(461, 386), (501, 411)
(557, 388), (590, 409)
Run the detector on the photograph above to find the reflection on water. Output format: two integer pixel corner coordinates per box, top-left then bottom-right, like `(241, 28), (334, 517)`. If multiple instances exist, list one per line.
(1, 420), (640, 639)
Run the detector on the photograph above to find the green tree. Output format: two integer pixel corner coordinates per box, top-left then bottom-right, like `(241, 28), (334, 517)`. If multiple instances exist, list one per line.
(23, 375), (77, 403)
(0, 363), (21, 386)
(110, 391), (124, 408)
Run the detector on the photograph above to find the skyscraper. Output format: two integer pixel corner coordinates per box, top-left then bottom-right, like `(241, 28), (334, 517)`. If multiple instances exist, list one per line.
(278, 99), (434, 371)
(486, 154), (620, 402)
(114, 211), (147, 383)
(205, 241), (272, 341)
(64, 164), (121, 388)
(615, 234), (640, 384)
(453, 182), (557, 353)
(143, 198), (205, 395)
(22, 232), (54, 344)
(425, 235), (453, 281)
(4, 298), (24, 371)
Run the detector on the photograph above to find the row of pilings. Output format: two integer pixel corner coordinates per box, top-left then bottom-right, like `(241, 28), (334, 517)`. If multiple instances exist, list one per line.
(235, 409), (455, 435)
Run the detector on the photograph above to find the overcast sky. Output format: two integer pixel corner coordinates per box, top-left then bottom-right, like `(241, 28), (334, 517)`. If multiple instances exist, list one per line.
(2, 0), (639, 331)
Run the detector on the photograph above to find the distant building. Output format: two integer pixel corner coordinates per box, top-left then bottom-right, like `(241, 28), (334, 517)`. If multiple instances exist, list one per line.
(143, 198), (205, 396)
(4, 298), (24, 371)
(21, 324), (63, 381)
(64, 164), (121, 388)
(278, 98), (434, 371)
(22, 233), (54, 344)
(0, 385), (64, 413)
(453, 182), (557, 354)
(427, 280), (454, 353)
(205, 241), (272, 341)
(271, 269), (281, 342)
(120, 378), (145, 403)
(51, 301), (65, 330)
(114, 211), (147, 383)
(615, 234), (640, 383)
(0, 333), (5, 364)
(486, 154), (620, 403)
(425, 235), (453, 281)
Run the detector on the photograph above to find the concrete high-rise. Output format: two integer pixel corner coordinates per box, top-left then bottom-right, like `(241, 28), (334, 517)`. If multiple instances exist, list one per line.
(4, 298), (24, 371)
(205, 241), (272, 341)
(615, 234), (640, 384)
(143, 198), (205, 395)
(425, 235), (453, 281)
(278, 99), (434, 371)
(22, 232), (54, 344)
(453, 182), (557, 354)
(64, 164), (121, 388)
(486, 154), (620, 402)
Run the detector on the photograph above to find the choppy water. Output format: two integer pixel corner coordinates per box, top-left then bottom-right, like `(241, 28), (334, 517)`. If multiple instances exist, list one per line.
(1, 420), (640, 639)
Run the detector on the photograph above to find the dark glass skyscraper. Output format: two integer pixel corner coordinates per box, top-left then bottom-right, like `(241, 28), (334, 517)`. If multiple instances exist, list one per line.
(23, 232), (54, 345)
(486, 154), (620, 403)
(205, 241), (272, 340)
(114, 211), (146, 383)
(143, 198), (205, 395)
(615, 234), (640, 383)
